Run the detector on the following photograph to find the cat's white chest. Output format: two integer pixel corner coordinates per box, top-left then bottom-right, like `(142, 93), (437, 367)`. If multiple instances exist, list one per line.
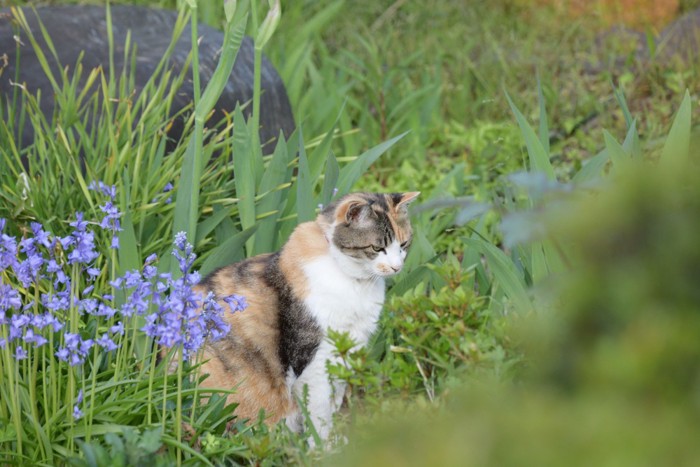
(302, 255), (384, 345)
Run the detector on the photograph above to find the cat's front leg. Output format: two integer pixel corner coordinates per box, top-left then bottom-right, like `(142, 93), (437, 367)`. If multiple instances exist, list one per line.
(293, 341), (341, 443)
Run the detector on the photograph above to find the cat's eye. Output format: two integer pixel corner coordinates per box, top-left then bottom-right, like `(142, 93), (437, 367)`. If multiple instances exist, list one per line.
(400, 241), (410, 249)
(371, 245), (386, 253)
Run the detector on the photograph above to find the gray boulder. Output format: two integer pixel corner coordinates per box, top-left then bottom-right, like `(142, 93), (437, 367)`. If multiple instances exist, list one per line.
(0, 4), (295, 153)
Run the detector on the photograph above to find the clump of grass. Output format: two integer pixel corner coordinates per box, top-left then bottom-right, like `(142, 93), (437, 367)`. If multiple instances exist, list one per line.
(0, 192), (252, 463)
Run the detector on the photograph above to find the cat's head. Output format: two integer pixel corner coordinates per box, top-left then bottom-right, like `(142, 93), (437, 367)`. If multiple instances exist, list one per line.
(320, 192), (420, 280)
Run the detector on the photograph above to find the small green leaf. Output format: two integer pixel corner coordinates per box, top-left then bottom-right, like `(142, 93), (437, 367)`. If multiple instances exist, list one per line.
(603, 129), (629, 169)
(537, 75), (550, 155)
(232, 107), (256, 254)
(505, 90), (556, 180)
(464, 237), (534, 313)
(199, 226), (258, 277)
(336, 131), (408, 195)
(613, 83), (634, 130)
(321, 150), (340, 206)
(573, 149), (609, 184)
(195, 205), (234, 246)
(661, 89), (692, 167)
(253, 134), (291, 254)
(296, 128), (315, 223)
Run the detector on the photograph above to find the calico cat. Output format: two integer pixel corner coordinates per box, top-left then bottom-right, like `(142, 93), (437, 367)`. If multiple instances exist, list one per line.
(194, 191), (419, 441)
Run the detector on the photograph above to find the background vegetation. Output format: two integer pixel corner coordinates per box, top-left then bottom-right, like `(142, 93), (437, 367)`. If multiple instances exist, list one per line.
(1, 0), (699, 465)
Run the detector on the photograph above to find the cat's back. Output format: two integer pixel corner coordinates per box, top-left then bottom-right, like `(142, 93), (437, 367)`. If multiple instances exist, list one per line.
(198, 253), (281, 339)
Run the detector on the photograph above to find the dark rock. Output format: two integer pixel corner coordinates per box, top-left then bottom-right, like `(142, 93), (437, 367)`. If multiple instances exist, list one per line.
(0, 4), (295, 153)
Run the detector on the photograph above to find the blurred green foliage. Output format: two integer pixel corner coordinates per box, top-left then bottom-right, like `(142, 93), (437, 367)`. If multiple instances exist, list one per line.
(329, 161), (700, 467)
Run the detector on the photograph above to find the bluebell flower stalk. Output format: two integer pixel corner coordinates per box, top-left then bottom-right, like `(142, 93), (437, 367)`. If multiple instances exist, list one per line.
(0, 183), (247, 460)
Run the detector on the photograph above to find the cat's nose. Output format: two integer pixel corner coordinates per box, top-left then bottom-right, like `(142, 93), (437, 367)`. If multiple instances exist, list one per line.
(389, 264), (401, 273)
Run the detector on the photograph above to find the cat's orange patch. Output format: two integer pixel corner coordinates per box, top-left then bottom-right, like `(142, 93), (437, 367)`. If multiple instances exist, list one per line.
(278, 221), (328, 300)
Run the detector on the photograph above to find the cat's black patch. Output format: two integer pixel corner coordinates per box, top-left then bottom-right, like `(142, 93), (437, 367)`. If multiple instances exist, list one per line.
(236, 255), (268, 281)
(199, 266), (224, 291)
(265, 253), (323, 377)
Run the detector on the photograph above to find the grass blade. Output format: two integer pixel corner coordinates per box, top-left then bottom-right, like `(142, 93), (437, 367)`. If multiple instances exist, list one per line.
(321, 150), (340, 206)
(296, 128), (315, 223)
(232, 106), (256, 255)
(464, 237), (534, 313)
(336, 131), (408, 195)
(537, 75), (550, 155)
(199, 226), (259, 277)
(661, 89), (691, 168)
(505, 90), (556, 180)
(253, 134), (291, 254)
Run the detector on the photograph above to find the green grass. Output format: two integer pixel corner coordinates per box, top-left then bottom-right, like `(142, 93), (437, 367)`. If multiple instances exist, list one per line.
(2, 0), (699, 464)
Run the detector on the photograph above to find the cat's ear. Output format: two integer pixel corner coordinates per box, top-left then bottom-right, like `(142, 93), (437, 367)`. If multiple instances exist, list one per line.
(339, 200), (374, 226)
(396, 192), (420, 208)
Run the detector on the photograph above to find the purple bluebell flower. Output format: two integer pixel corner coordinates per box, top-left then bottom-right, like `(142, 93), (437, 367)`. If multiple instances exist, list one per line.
(98, 201), (120, 230)
(143, 264), (157, 280)
(66, 213), (98, 265)
(55, 347), (70, 362)
(80, 339), (94, 354)
(30, 222), (52, 248)
(96, 303), (117, 319)
(202, 292), (231, 341)
(123, 270), (142, 289)
(88, 180), (116, 199)
(69, 212), (89, 232)
(73, 389), (84, 419)
(23, 328), (48, 348)
(30, 313), (47, 328)
(47, 315), (64, 332)
(0, 231), (19, 273)
(90, 181), (122, 249)
(46, 259), (62, 273)
(19, 236), (37, 256)
(160, 182), (174, 204)
(14, 252), (44, 287)
(0, 284), (22, 313)
(110, 322), (124, 336)
(9, 314), (30, 340)
(59, 235), (73, 250)
(15, 345), (28, 360)
(53, 270), (70, 287)
(56, 333), (93, 366)
(96, 333), (118, 352)
(172, 232), (196, 274)
(41, 290), (71, 312)
(79, 298), (98, 315)
(223, 294), (248, 313)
